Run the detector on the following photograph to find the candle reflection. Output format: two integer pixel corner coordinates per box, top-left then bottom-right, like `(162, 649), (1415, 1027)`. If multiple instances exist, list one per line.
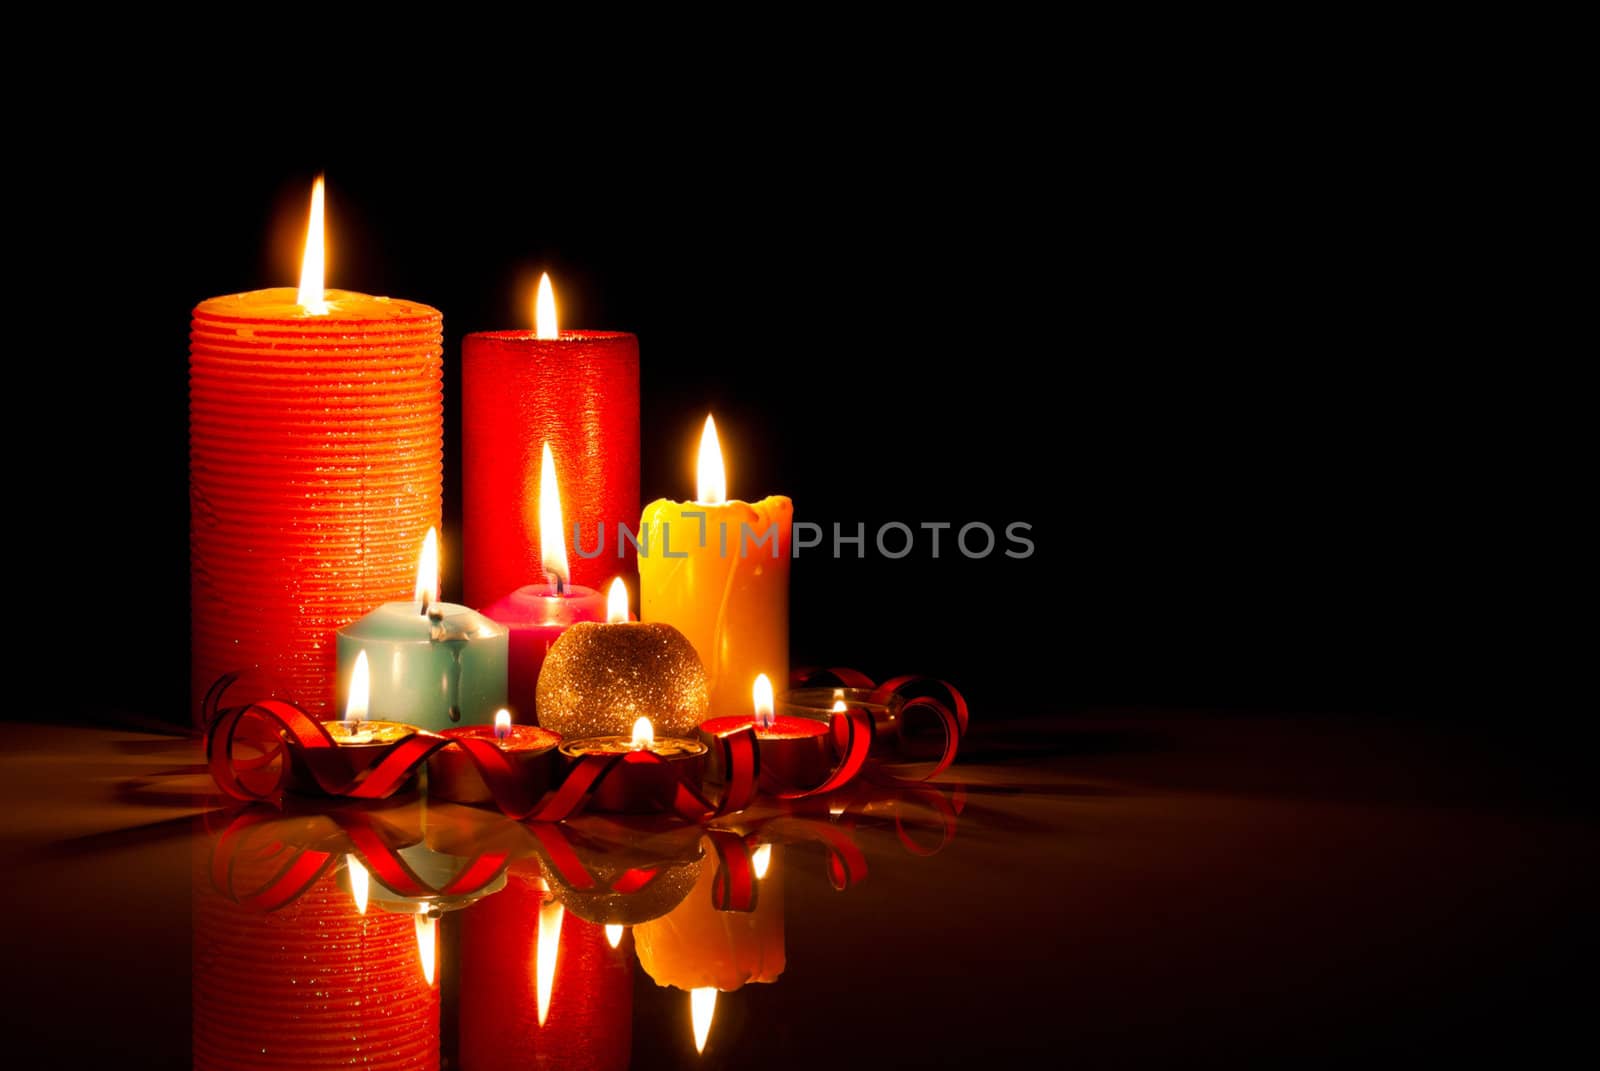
(193, 853), (439, 1071)
(348, 855), (370, 915)
(415, 913), (438, 986)
(536, 899), (564, 1026)
(691, 987), (717, 1055)
(459, 861), (633, 1071)
(634, 838), (786, 992)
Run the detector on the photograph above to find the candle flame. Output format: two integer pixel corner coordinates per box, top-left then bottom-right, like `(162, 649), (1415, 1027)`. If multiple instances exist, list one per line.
(539, 443), (569, 586)
(415, 527), (440, 611)
(605, 924), (624, 948)
(831, 699), (848, 713)
(346, 650), (370, 729)
(691, 987), (717, 1054)
(536, 899), (564, 1026)
(751, 843), (772, 880)
(697, 415), (726, 505)
(753, 673), (775, 731)
(347, 855), (369, 914)
(297, 176), (328, 315)
(607, 577), (630, 624)
(630, 717), (655, 750)
(494, 709), (512, 742)
(535, 272), (558, 339)
(415, 914), (437, 986)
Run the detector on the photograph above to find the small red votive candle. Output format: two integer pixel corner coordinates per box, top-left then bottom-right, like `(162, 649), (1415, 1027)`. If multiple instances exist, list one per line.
(429, 709), (562, 806)
(699, 673), (830, 789)
(284, 650), (418, 795)
(558, 717), (707, 814)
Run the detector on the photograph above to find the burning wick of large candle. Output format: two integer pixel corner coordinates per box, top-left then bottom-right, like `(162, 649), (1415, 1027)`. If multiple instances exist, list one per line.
(344, 650), (372, 741)
(751, 843), (772, 880)
(753, 673), (776, 731)
(630, 717), (655, 752)
(296, 175), (329, 315)
(539, 443), (568, 595)
(534, 271), (557, 340)
(494, 708), (513, 743)
(697, 414), (726, 506)
(691, 987), (717, 1054)
(536, 899), (564, 1026)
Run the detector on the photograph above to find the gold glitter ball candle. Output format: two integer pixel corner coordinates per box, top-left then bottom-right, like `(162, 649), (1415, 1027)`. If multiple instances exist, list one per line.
(535, 611), (710, 739)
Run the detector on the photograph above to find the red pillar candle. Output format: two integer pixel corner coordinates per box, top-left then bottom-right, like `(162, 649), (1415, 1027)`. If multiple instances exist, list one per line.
(461, 274), (639, 607)
(193, 861), (440, 1071)
(189, 179), (442, 723)
(478, 444), (609, 712)
(458, 861), (632, 1071)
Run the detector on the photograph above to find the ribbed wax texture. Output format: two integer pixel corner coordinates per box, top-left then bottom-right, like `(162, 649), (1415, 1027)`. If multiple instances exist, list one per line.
(193, 864), (441, 1071)
(458, 863), (632, 1071)
(460, 332), (639, 607)
(190, 288), (444, 723)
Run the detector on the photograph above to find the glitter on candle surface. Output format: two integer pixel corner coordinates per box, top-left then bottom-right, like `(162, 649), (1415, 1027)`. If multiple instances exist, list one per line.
(535, 621), (709, 739)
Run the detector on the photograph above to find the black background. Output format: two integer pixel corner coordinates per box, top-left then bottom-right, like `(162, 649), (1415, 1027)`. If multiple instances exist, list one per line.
(20, 101), (1494, 728)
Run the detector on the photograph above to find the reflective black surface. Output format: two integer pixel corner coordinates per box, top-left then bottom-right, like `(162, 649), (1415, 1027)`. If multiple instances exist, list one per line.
(3, 716), (1593, 1068)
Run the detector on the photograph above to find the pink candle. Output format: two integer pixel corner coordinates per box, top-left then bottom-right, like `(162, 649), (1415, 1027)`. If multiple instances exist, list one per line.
(481, 584), (607, 717)
(479, 442), (608, 715)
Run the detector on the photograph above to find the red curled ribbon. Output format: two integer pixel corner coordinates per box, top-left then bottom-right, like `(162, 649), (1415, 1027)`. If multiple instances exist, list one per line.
(209, 807), (513, 913)
(790, 667), (968, 783)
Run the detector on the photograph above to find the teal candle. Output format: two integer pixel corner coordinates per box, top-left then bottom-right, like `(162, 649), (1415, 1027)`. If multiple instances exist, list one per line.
(334, 529), (510, 732)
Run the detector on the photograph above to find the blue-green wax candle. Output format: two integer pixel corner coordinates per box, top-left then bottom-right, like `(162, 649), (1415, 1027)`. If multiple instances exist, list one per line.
(334, 529), (509, 732)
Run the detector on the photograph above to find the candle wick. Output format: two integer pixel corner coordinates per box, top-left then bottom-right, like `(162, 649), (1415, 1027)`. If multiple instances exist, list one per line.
(554, 576), (566, 596)
(418, 594), (431, 617)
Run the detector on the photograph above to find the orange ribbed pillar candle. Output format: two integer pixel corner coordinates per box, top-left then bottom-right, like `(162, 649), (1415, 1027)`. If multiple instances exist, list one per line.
(189, 288), (443, 722)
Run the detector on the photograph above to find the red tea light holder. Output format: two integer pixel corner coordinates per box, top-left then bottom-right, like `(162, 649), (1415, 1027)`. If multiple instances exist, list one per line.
(428, 709), (562, 806)
(700, 674), (833, 791)
(282, 650), (421, 795)
(558, 717), (709, 814)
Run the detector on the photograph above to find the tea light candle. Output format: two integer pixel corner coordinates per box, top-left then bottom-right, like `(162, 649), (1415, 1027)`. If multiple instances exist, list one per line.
(700, 673), (831, 789)
(558, 717), (708, 813)
(336, 528), (509, 732)
(287, 650), (418, 794)
(428, 709), (563, 806)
